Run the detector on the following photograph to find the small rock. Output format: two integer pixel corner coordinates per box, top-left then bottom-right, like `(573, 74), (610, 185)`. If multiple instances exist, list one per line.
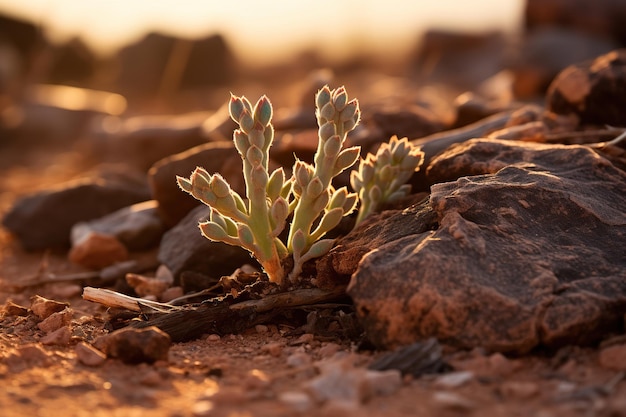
(206, 334), (221, 342)
(75, 342), (107, 366)
(307, 355), (399, 405)
(139, 369), (163, 387)
(255, 324), (268, 334)
(40, 326), (71, 345)
(30, 295), (69, 320)
(37, 307), (73, 332)
(68, 232), (128, 269)
(158, 205), (255, 283)
(433, 391), (475, 411)
(287, 352), (312, 368)
(434, 371), (475, 389)
(499, 381), (540, 399)
(243, 369), (270, 390)
(103, 326), (171, 364)
(547, 49), (626, 126)
(278, 391), (314, 413)
(160, 286), (184, 302)
(191, 400), (214, 417)
(319, 342), (342, 358)
(71, 200), (164, 251)
(294, 333), (315, 345)
(125, 268), (173, 299)
(364, 369), (403, 396)
(599, 343), (626, 371)
(2, 166), (150, 250)
(261, 342), (283, 357)
(2, 301), (29, 317)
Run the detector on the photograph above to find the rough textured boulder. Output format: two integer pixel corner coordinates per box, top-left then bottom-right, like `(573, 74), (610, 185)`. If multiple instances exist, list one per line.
(546, 49), (626, 126)
(2, 166), (150, 250)
(346, 139), (626, 353)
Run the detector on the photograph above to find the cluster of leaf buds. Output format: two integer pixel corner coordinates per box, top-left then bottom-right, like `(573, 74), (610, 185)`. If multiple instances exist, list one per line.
(350, 136), (425, 226)
(178, 95), (291, 284)
(286, 86), (361, 280)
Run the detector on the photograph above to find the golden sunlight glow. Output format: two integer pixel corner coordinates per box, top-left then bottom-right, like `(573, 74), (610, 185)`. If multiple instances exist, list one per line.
(26, 85), (127, 115)
(0, 0), (524, 63)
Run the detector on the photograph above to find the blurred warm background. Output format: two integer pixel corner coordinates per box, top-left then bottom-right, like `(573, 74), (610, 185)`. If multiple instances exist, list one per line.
(0, 0), (624, 154)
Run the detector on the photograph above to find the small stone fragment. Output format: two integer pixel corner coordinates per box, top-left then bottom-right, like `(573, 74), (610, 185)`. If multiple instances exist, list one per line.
(68, 232), (129, 269)
(364, 369), (403, 396)
(255, 324), (268, 334)
(103, 326), (171, 364)
(2, 301), (29, 317)
(30, 295), (69, 320)
(434, 371), (475, 389)
(70, 200), (164, 251)
(319, 342), (342, 358)
(433, 391), (475, 411)
(37, 308), (73, 332)
(75, 342), (107, 366)
(287, 352), (312, 368)
(261, 342), (282, 357)
(40, 326), (71, 346)
(599, 343), (626, 371)
(125, 266), (173, 298)
(160, 286), (184, 302)
(499, 381), (540, 399)
(278, 391), (313, 413)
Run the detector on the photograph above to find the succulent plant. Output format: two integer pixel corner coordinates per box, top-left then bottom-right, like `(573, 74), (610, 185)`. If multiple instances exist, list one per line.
(178, 86), (423, 285)
(350, 135), (425, 226)
(178, 86), (360, 285)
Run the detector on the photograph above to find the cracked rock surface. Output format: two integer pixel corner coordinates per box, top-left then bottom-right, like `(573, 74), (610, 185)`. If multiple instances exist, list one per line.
(348, 139), (626, 353)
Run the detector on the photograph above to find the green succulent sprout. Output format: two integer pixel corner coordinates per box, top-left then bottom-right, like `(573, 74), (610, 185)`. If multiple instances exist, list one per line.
(178, 86), (360, 285)
(350, 135), (425, 226)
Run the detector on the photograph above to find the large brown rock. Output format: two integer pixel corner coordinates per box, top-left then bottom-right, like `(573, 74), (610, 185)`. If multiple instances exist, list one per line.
(546, 49), (626, 126)
(347, 139), (626, 353)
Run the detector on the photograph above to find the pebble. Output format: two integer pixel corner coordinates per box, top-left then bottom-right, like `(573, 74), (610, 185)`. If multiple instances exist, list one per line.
(139, 369), (164, 387)
(294, 333), (315, 345)
(306, 357), (402, 405)
(40, 326), (72, 345)
(255, 324), (269, 334)
(206, 334), (221, 342)
(318, 342), (342, 358)
(37, 308), (73, 332)
(160, 286), (184, 302)
(191, 400), (214, 417)
(75, 342), (107, 366)
(243, 369), (270, 390)
(126, 270), (172, 298)
(499, 381), (540, 399)
(599, 343), (626, 371)
(434, 371), (475, 389)
(103, 326), (171, 364)
(70, 200), (164, 251)
(287, 352), (312, 368)
(2, 301), (29, 317)
(30, 296), (69, 320)
(68, 232), (129, 269)
(433, 391), (476, 411)
(261, 342), (283, 357)
(278, 391), (313, 413)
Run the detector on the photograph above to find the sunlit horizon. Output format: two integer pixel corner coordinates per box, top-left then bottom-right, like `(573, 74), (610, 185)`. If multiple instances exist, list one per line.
(0, 0), (524, 63)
